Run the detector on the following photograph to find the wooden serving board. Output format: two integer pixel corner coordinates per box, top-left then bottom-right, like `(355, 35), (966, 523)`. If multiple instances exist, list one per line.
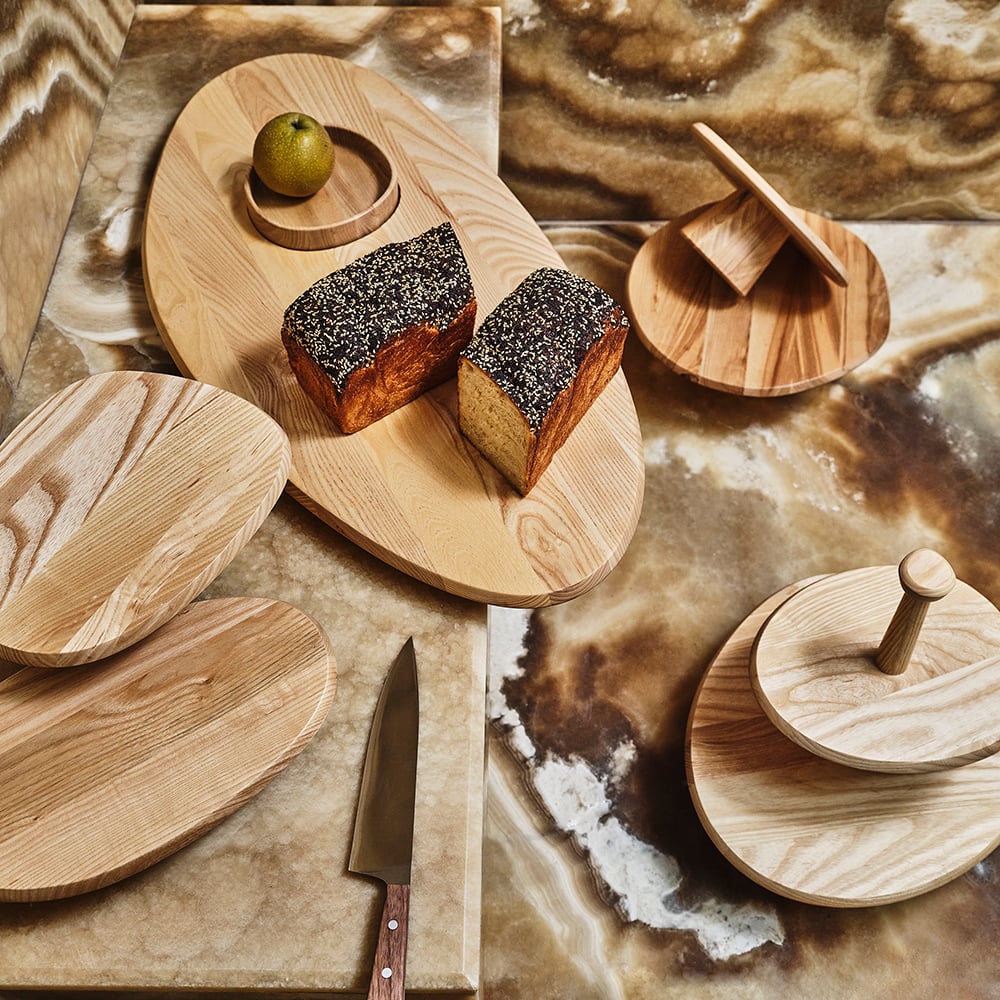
(627, 207), (890, 396)
(142, 53), (644, 607)
(0, 597), (335, 902)
(0, 371), (290, 666)
(686, 580), (1000, 907)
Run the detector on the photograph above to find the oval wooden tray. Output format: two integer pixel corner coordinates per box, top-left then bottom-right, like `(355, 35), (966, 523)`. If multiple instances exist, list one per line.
(0, 371), (290, 667)
(0, 597), (335, 902)
(686, 580), (1000, 907)
(142, 53), (644, 608)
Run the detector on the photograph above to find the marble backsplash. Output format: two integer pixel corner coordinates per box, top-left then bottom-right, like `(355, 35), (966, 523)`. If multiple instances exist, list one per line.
(0, 0), (133, 412)
(5, 1), (1000, 412)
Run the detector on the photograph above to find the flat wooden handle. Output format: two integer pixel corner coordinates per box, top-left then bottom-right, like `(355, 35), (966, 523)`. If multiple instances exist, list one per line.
(366, 882), (410, 1000)
(876, 548), (956, 675)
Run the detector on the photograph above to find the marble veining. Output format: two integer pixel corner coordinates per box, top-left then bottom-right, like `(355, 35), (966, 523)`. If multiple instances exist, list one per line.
(483, 220), (1000, 998)
(0, 0), (132, 411)
(499, 0), (1000, 221)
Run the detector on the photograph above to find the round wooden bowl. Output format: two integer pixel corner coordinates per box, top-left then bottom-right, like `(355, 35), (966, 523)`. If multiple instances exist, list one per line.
(244, 125), (399, 250)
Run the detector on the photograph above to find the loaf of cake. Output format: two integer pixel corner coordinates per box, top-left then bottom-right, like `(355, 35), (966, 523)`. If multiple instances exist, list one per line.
(457, 267), (629, 495)
(281, 222), (476, 433)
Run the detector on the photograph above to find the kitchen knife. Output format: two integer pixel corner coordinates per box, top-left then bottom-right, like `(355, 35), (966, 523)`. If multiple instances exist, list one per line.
(350, 637), (419, 1000)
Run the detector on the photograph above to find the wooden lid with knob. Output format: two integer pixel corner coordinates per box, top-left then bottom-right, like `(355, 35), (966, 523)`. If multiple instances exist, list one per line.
(686, 576), (1000, 907)
(750, 549), (1000, 773)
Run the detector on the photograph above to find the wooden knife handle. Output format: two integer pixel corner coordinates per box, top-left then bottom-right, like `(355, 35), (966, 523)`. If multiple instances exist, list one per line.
(366, 882), (410, 999)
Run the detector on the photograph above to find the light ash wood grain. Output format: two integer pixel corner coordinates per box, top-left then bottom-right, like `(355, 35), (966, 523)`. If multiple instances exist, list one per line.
(751, 562), (1000, 772)
(876, 548), (957, 675)
(687, 579), (1000, 907)
(680, 188), (790, 296)
(0, 596), (335, 902)
(244, 126), (399, 250)
(142, 53), (644, 608)
(690, 122), (849, 287)
(627, 206), (890, 396)
(0, 371), (290, 667)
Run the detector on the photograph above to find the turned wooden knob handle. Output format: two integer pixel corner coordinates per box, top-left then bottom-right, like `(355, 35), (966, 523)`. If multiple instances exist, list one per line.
(875, 548), (956, 675)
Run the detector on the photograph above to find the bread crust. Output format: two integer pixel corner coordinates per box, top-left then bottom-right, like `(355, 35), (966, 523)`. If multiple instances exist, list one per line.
(458, 268), (629, 494)
(284, 299), (476, 433)
(281, 222), (476, 433)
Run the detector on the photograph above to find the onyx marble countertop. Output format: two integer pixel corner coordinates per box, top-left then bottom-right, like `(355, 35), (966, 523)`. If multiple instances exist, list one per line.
(4, 2), (1000, 999)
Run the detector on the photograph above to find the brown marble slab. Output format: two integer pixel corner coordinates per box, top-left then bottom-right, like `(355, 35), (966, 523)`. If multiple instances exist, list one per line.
(0, 4), (500, 994)
(0, 0), (133, 417)
(499, 1), (1000, 221)
(484, 219), (1000, 999)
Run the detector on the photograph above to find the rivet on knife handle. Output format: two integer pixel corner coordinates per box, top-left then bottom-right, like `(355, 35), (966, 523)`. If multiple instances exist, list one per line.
(367, 882), (410, 999)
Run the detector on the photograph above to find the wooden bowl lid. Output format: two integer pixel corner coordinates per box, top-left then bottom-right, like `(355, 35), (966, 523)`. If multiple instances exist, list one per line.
(687, 579), (1000, 907)
(751, 551), (1000, 772)
(689, 122), (849, 287)
(244, 126), (399, 250)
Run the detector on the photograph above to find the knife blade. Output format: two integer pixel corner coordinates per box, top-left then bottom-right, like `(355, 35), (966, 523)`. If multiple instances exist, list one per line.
(349, 637), (419, 1000)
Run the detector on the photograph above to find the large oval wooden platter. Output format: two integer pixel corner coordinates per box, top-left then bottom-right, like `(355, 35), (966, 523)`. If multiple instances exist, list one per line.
(142, 53), (644, 607)
(0, 597), (335, 902)
(0, 371), (290, 667)
(686, 580), (1000, 907)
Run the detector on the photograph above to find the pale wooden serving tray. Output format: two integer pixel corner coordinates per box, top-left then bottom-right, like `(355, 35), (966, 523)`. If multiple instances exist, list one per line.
(0, 371), (290, 666)
(687, 580), (1000, 907)
(0, 597), (335, 902)
(143, 53), (644, 607)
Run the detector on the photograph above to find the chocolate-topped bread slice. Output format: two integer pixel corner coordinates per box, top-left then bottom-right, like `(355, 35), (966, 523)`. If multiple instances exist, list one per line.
(457, 267), (629, 495)
(282, 221), (476, 433)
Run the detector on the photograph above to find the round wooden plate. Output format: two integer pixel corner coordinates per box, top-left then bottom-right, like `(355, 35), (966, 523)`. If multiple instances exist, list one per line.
(626, 206), (890, 396)
(751, 565), (1000, 772)
(687, 580), (1000, 907)
(0, 597), (335, 901)
(244, 125), (399, 250)
(0, 371), (290, 667)
(143, 53), (644, 608)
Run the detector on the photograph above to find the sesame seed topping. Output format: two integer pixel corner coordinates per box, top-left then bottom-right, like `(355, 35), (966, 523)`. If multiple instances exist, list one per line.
(462, 268), (628, 430)
(282, 222), (473, 389)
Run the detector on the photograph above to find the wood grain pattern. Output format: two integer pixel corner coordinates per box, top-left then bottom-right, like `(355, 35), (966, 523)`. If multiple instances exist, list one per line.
(751, 564), (1000, 772)
(680, 188), (790, 295)
(627, 206), (890, 396)
(244, 126), (399, 250)
(687, 579), (1000, 907)
(0, 371), (290, 667)
(690, 122), (849, 287)
(0, 596), (335, 902)
(142, 53), (644, 608)
(366, 882), (410, 1000)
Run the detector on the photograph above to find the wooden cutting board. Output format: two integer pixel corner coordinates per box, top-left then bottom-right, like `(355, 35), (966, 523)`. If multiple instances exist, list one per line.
(142, 53), (645, 608)
(0, 371), (290, 666)
(0, 596), (335, 902)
